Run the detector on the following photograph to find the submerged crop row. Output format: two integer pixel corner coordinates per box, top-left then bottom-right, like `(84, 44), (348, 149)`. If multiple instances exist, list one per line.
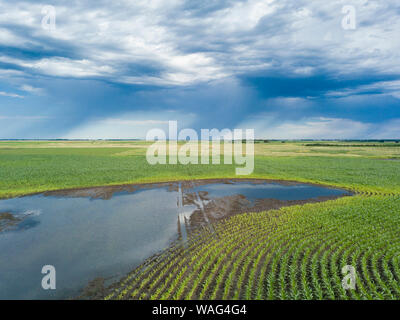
(106, 195), (400, 300)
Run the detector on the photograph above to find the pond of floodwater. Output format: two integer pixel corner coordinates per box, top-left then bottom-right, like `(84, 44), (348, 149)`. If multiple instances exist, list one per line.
(0, 179), (351, 299)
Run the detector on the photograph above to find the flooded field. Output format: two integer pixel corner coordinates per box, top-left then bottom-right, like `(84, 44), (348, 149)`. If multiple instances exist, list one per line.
(0, 179), (350, 299)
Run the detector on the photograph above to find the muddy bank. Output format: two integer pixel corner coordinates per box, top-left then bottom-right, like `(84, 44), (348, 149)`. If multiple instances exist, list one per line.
(75, 277), (107, 300)
(0, 212), (20, 232)
(182, 191), (351, 230)
(40, 178), (351, 200)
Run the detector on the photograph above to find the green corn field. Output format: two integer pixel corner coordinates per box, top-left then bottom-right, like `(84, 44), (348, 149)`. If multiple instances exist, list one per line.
(1, 141), (399, 300)
(107, 194), (400, 300)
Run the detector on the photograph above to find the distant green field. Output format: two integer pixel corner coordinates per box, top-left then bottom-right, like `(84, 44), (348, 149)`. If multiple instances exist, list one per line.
(1, 141), (400, 198)
(1, 140), (400, 300)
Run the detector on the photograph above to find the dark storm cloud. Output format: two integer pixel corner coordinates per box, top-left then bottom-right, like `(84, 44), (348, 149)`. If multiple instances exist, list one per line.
(0, 0), (399, 138)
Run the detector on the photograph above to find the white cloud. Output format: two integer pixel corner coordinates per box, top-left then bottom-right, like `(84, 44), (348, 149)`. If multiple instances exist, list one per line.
(63, 111), (197, 139)
(212, 0), (276, 32)
(0, 0), (399, 85)
(0, 28), (30, 46)
(326, 80), (400, 99)
(20, 85), (44, 95)
(0, 115), (48, 120)
(293, 66), (315, 75)
(266, 97), (314, 108)
(97, 119), (169, 126)
(370, 119), (400, 139)
(66, 112), (399, 140)
(236, 115), (372, 139)
(0, 91), (24, 98)
(3, 57), (115, 78)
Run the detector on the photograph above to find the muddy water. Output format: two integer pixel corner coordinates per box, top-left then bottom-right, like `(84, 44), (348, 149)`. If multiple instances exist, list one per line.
(0, 179), (350, 299)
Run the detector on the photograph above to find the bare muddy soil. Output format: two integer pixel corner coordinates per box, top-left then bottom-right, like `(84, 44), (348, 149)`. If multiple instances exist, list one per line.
(42, 182), (177, 199)
(75, 277), (107, 300)
(182, 192), (351, 230)
(0, 212), (20, 232)
(40, 178), (351, 200)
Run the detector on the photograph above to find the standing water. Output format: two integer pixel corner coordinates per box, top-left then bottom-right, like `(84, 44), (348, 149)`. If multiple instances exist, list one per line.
(0, 179), (350, 299)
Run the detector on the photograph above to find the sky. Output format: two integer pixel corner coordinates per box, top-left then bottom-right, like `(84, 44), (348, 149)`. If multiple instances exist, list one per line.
(0, 0), (399, 139)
